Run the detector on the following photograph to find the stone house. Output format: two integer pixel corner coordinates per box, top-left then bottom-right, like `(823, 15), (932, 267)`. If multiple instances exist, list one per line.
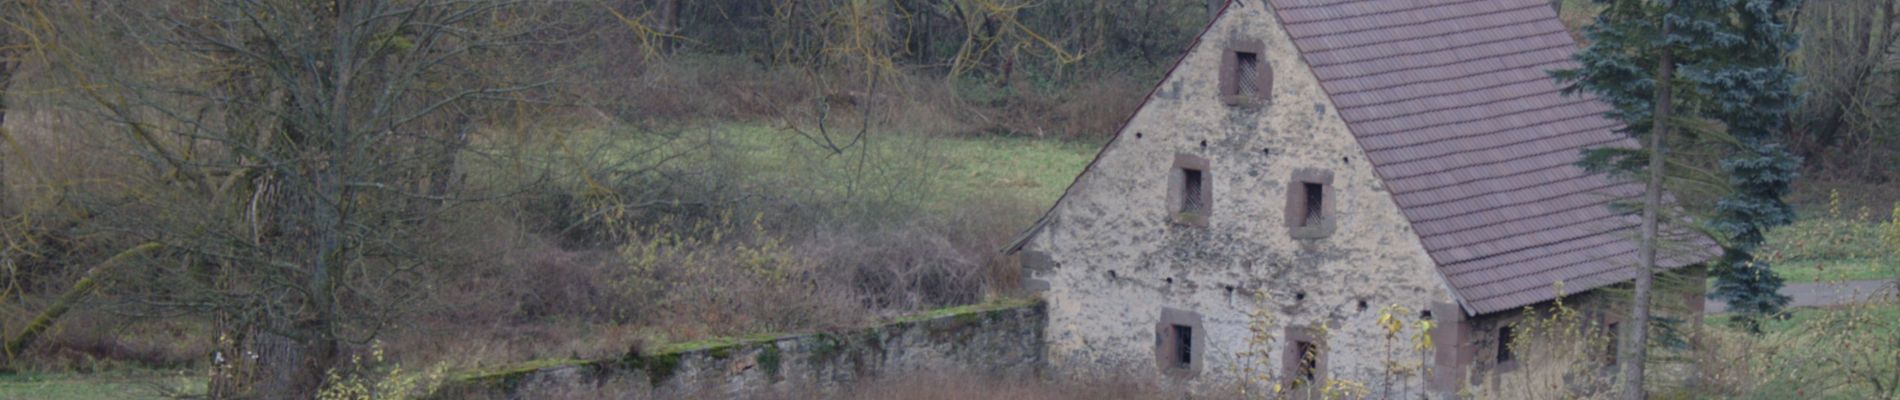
(1004, 0), (1715, 397)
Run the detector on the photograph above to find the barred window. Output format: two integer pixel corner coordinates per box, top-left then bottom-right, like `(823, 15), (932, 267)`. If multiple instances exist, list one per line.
(1182, 169), (1207, 215)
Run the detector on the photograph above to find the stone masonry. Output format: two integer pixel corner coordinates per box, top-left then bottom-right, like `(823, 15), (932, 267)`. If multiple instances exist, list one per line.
(1012, 1), (1454, 396)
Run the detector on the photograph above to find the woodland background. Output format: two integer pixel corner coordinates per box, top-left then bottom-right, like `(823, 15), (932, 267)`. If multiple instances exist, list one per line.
(0, 0), (1892, 398)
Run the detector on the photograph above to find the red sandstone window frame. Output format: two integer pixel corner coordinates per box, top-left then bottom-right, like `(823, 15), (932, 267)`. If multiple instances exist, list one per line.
(1171, 153), (1213, 227)
(1286, 169), (1335, 238)
(1282, 326), (1328, 389)
(1222, 38), (1271, 106)
(1156, 308), (1205, 378)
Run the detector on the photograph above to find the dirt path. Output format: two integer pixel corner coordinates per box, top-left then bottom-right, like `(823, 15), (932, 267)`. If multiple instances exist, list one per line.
(1707, 280), (1895, 314)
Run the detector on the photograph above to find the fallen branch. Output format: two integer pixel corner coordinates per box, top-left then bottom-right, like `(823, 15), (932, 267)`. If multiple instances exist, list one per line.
(2, 242), (162, 363)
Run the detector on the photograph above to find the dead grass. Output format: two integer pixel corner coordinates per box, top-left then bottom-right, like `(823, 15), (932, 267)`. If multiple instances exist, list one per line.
(485, 371), (1175, 400)
(817, 373), (1172, 400)
(4, 314), (210, 374)
(0, 24), (1117, 383)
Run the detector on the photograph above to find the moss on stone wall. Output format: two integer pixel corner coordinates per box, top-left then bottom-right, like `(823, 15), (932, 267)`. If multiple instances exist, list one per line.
(759, 344), (784, 380)
(449, 297), (1044, 395)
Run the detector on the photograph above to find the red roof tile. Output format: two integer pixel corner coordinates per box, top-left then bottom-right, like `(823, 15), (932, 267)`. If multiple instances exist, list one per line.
(1269, 0), (1718, 314)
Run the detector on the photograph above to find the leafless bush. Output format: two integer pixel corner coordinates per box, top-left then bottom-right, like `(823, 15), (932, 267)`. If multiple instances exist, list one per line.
(12, 314), (207, 373)
(960, 74), (1150, 139)
(1475, 298), (1619, 400)
(494, 371), (1173, 400)
(799, 223), (984, 311)
(614, 213), (868, 337)
(1791, 0), (1900, 182)
(816, 372), (1171, 400)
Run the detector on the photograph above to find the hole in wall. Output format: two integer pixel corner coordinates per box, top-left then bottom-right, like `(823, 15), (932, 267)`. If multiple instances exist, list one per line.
(1107, 270), (1118, 279)
(1294, 291), (1307, 302)
(1341, 157), (1349, 164)
(1200, 140), (1208, 148)
(1356, 300), (1368, 312)
(1165, 277), (1175, 285)
(1136, 132), (1144, 139)
(1224, 285), (1236, 296)
(1262, 148), (1271, 155)
(1420, 310), (1434, 321)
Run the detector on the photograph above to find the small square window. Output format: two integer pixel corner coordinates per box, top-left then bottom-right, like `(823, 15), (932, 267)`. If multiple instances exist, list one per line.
(1172, 325), (1194, 367)
(1236, 52), (1262, 98)
(1293, 341), (1319, 385)
(1282, 327), (1325, 388)
(1182, 169), (1207, 215)
(1223, 39), (1269, 105)
(1286, 170), (1335, 238)
(1156, 308), (1203, 378)
(1497, 326), (1517, 364)
(1172, 154), (1212, 226)
(1301, 182), (1324, 227)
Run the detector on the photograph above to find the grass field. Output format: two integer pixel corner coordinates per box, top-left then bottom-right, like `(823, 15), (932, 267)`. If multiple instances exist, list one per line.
(7, 123), (1891, 397)
(1706, 303), (1900, 332)
(517, 124), (1100, 215)
(1761, 201), (1899, 283)
(0, 127), (1104, 400)
(0, 370), (202, 400)
(1701, 302), (1900, 399)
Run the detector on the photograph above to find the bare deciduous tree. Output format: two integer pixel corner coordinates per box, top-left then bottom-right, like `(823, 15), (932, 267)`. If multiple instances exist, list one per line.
(1792, 0), (1900, 180)
(29, 1), (592, 397)
(0, 0), (19, 217)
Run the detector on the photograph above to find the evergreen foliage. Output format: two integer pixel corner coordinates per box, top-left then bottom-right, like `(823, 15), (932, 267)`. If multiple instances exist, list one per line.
(1555, 0), (1802, 332)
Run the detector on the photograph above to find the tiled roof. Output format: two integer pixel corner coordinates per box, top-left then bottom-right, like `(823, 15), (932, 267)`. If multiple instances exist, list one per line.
(1268, 0), (1718, 314)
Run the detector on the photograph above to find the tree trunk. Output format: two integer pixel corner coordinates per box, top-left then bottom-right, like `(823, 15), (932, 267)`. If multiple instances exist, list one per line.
(1, 243), (162, 365)
(425, 114), (473, 201)
(0, 25), (15, 216)
(212, 326), (338, 400)
(657, 0), (681, 51)
(1621, 13), (1672, 400)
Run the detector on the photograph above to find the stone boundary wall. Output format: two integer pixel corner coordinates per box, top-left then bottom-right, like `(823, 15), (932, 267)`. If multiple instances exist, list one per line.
(441, 299), (1046, 399)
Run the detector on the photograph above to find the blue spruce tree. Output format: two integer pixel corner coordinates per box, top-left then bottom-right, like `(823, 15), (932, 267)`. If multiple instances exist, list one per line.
(1556, 0), (1801, 333)
(1694, 0), (1803, 333)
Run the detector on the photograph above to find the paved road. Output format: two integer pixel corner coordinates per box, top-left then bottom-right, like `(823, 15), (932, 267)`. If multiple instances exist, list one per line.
(1707, 280), (1895, 314)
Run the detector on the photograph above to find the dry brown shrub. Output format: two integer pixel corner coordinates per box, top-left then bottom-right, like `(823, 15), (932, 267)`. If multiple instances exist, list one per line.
(13, 314), (208, 372)
(817, 372), (1171, 400)
(494, 371), (1174, 400)
(1046, 74), (1150, 139)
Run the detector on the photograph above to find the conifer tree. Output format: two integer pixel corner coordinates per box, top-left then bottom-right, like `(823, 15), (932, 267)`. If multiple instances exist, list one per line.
(1557, 0), (1801, 337)
(1692, 0), (1802, 334)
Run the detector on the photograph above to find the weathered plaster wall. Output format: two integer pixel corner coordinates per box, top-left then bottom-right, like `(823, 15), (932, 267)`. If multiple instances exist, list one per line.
(441, 300), (1045, 399)
(1017, 1), (1456, 395)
